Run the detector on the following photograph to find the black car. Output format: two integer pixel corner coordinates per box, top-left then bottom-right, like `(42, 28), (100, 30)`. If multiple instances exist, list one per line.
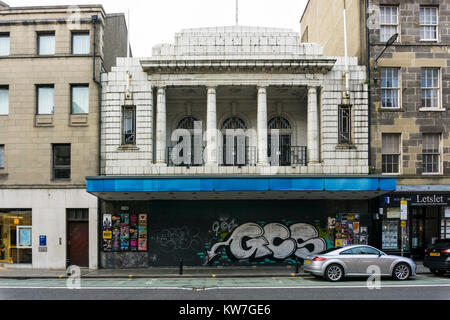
(423, 239), (450, 276)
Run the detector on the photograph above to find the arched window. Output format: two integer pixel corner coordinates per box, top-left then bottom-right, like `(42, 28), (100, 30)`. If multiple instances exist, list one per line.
(221, 117), (249, 166)
(177, 116), (198, 130)
(268, 116), (291, 130)
(268, 116), (292, 166)
(221, 116), (247, 130)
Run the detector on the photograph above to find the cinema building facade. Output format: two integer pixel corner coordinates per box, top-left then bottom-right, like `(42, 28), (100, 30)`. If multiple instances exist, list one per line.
(87, 26), (397, 268)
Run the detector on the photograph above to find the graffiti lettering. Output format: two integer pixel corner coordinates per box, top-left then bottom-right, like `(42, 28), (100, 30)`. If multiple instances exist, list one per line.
(156, 226), (202, 252)
(211, 217), (238, 238)
(207, 222), (327, 262)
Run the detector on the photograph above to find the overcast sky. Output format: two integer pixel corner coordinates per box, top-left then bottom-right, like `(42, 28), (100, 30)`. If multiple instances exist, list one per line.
(6, 0), (308, 57)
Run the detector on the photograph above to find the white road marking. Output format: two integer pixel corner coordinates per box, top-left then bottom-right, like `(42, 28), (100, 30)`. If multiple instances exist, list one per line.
(0, 283), (450, 290)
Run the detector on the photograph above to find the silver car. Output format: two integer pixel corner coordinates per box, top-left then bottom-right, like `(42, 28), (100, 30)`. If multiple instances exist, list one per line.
(304, 245), (416, 282)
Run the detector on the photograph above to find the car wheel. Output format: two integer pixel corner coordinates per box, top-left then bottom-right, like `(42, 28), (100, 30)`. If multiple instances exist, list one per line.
(393, 263), (411, 281)
(325, 264), (344, 282)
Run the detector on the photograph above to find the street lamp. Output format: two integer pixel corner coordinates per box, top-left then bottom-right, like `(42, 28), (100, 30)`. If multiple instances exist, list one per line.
(374, 33), (398, 71)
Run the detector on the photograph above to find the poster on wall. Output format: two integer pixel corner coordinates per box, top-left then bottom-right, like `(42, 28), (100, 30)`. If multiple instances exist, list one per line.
(17, 226), (32, 249)
(102, 214), (113, 252)
(130, 214), (138, 252)
(112, 227), (120, 251)
(138, 213), (148, 252)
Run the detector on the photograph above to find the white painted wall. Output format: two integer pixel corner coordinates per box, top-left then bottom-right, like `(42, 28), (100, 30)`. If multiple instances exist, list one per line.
(0, 189), (98, 270)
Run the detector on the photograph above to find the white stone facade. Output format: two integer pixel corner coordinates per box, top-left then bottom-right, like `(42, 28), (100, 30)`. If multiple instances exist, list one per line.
(101, 26), (369, 176)
(0, 189), (98, 270)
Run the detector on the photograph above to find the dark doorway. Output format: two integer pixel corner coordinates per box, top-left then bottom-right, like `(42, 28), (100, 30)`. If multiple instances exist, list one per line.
(67, 209), (89, 267)
(411, 206), (440, 259)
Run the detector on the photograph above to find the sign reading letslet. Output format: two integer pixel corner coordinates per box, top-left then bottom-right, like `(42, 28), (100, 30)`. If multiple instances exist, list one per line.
(415, 194), (446, 205)
(382, 194), (450, 207)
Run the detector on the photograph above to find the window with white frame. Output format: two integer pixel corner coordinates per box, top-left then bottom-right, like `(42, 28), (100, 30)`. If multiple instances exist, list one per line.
(72, 32), (90, 55)
(71, 85), (89, 114)
(421, 68), (440, 109)
(381, 68), (400, 108)
(382, 133), (401, 174)
(38, 32), (55, 55)
(422, 133), (441, 174)
(0, 33), (10, 56)
(420, 7), (438, 41)
(0, 86), (8, 115)
(37, 85), (54, 115)
(380, 6), (398, 43)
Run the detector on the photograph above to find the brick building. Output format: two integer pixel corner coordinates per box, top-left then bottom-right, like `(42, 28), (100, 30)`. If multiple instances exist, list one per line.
(301, 0), (450, 258)
(0, 2), (128, 269)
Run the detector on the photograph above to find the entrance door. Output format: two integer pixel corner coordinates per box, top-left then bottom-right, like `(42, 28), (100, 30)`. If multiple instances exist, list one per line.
(411, 206), (440, 259)
(67, 209), (89, 267)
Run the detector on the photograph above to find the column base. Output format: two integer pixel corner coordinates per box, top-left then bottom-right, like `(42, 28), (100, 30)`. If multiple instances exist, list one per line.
(257, 162), (270, 167)
(205, 162), (219, 167)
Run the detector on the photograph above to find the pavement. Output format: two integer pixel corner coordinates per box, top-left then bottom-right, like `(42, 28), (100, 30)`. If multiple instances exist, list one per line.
(0, 261), (432, 279)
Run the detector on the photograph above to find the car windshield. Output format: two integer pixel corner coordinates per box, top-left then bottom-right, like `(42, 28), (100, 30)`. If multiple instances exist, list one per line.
(318, 247), (343, 254)
(433, 240), (450, 248)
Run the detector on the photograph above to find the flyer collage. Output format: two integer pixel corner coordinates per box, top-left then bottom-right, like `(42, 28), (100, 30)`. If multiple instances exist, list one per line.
(102, 210), (148, 252)
(333, 213), (367, 247)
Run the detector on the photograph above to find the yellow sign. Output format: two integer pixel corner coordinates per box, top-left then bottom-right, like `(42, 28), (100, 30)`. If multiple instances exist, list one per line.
(103, 230), (112, 239)
(401, 221), (407, 227)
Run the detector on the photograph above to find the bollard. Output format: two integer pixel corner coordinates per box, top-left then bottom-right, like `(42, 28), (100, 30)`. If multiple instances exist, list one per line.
(179, 258), (184, 275)
(295, 257), (300, 274)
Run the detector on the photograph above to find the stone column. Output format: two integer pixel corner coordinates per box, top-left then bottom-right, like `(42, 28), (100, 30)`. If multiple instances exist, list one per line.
(307, 86), (320, 164)
(257, 86), (269, 166)
(155, 86), (167, 165)
(205, 86), (218, 166)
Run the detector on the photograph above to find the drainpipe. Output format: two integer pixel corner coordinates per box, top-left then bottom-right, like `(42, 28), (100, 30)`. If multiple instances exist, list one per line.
(92, 14), (103, 270)
(342, 0), (350, 104)
(365, 0), (372, 170)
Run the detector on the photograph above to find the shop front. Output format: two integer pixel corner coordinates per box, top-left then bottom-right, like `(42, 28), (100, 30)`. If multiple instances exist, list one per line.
(0, 209), (32, 265)
(87, 176), (395, 269)
(379, 193), (450, 259)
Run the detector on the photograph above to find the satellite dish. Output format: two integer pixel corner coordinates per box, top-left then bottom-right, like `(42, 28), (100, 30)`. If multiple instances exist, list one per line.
(386, 33), (398, 47)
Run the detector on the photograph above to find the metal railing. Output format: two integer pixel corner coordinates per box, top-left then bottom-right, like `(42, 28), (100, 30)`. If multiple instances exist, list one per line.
(167, 146), (307, 167)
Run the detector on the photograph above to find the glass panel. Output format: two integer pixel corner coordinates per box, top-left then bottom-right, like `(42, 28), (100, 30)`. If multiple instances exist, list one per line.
(0, 210), (32, 264)
(38, 34), (55, 55)
(0, 88), (8, 115)
(0, 145), (4, 168)
(72, 86), (89, 114)
(38, 87), (54, 115)
(123, 107), (136, 145)
(53, 144), (71, 179)
(72, 33), (90, 54)
(0, 35), (10, 56)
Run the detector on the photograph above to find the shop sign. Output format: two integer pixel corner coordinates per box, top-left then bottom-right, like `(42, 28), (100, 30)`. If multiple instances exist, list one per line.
(39, 235), (47, 246)
(381, 194), (450, 207)
(414, 195), (446, 206)
(386, 208), (400, 219)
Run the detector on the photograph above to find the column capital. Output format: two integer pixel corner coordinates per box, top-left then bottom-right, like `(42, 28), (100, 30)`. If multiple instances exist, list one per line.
(307, 86), (318, 93)
(157, 86), (166, 93)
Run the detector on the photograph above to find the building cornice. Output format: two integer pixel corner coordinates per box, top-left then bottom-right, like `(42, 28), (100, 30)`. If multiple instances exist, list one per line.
(140, 58), (336, 74)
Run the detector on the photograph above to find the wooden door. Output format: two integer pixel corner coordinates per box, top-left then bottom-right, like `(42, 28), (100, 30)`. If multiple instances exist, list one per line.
(67, 220), (89, 267)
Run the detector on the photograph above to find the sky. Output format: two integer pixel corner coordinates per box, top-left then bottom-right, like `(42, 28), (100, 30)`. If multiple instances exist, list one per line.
(5, 0), (308, 57)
